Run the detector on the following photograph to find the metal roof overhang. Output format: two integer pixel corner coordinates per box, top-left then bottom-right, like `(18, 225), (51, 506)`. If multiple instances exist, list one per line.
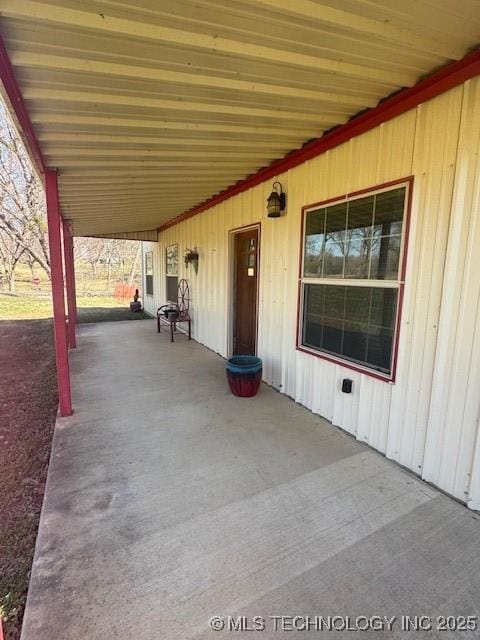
(0, 0), (479, 239)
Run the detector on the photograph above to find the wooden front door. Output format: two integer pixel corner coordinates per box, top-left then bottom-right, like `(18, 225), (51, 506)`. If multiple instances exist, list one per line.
(233, 227), (259, 355)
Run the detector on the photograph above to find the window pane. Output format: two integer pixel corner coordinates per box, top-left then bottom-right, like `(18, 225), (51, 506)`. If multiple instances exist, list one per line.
(366, 326), (395, 371)
(241, 237), (256, 252)
(325, 202), (347, 234)
(323, 237), (345, 277)
(302, 284), (398, 375)
(145, 251), (153, 276)
(146, 275), (153, 296)
(166, 276), (178, 302)
(369, 287), (397, 329)
(344, 237), (371, 278)
(367, 289), (397, 371)
(321, 286), (345, 353)
(303, 284), (324, 348)
(347, 195), (374, 237)
(324, 284), (346, 319)
(344, 195), (374, 278)
(303, 186), (406, 283)
(166, 244), (178, 276)
(323, 202), (347, 277)
(373, 187), (405, 236)
(344, 286), (371, 324)
(342, 287), (370, 361)
(342, 321), (368, 362)
(306, 208), (325, 235)
(370, 235), (401, 280)
(304, 208), (325, 276)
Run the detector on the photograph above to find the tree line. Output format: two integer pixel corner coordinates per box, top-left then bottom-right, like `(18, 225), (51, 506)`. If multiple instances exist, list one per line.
(0, 102), (50, 291)
(0, 102), (141, 295)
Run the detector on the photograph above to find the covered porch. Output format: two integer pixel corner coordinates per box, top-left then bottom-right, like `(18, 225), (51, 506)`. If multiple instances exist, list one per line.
(0, 0), (479, 422)
(1, 4), (480, 637)
(22, 320), (480, 639)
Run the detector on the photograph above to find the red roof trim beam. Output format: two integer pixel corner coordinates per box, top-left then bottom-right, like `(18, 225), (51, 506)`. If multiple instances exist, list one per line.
(0, 33), (46, 176)
(160, 48), (480, 232)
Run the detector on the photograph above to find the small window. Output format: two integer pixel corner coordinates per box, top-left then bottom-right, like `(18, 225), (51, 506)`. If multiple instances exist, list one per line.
(166, 244), (178, 302)
(299, 181), (410, 379)
(145, 251), (153, 296)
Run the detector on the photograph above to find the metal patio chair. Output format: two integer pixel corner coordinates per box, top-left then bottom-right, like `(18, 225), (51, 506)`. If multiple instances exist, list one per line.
(156, 278), (191, 342)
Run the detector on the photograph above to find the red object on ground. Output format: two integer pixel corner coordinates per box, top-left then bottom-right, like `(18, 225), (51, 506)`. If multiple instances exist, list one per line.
(46, 170), (72, 417)
(227, 370), (262, 398)
(32, 275), (40, 286)
(114, 284), (138, 300)
(63, 219), (77, 349)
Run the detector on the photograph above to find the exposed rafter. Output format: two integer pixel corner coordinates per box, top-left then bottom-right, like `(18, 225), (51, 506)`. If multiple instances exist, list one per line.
(12, 52), (373, 107)
(0, 0), (479, 236)
(2, 0), (417, 84)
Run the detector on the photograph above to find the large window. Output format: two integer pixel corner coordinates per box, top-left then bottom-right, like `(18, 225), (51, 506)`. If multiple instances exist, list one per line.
(299, 180), (411, 379)
(166, 244), (178, 302)
(145, 251), (153, 296)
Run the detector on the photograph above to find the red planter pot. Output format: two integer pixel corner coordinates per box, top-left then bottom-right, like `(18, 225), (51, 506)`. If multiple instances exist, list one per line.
(227, 369), (262, 397)
(226, 356), (263, 398)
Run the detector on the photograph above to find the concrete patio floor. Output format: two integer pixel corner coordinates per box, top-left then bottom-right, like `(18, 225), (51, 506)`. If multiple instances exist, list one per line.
(22, 320), (480, 640)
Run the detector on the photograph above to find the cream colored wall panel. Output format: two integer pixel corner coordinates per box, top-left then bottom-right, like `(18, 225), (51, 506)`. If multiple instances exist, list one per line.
(347, 128), (381, 191)
(310, 358), (336, 423)
(280, 167), (305, 399)
(258, 217), (289, 388)
(331, 366), (361, 435)
(356, 377), (392, 454)
(141, 239), (159, 317)
(387, 86), (464, 475)
(423, 77), (480, 507)
(294, 351), (314, 411)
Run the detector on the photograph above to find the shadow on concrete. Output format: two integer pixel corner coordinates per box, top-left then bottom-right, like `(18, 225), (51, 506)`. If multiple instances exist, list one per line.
(77, 306), (150, 324)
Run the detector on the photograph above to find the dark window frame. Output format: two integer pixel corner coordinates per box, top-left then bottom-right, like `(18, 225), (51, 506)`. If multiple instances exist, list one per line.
(296, 177), (414, 383)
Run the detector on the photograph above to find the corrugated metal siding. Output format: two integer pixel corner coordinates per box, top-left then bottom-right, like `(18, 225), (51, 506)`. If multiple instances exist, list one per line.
(422, 78), (480, 509)
(387, 86), (464, 474)
(144, 77), (480, 508)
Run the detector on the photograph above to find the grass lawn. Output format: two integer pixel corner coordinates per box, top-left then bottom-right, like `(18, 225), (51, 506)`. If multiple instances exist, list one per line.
(0, 294), (53, 320)
(0, 294), (150, 322)
(0, 320), (58, 640)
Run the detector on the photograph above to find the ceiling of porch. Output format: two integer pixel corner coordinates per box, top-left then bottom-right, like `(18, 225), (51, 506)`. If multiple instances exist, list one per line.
(1, 0), (479, 236)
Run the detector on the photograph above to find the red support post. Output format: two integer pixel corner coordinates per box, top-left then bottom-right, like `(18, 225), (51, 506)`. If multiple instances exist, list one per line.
(63, 219), (77, 349)
(46, 170), (72, 416)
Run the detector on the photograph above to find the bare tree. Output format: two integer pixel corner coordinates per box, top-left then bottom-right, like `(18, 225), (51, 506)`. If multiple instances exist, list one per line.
(73, 236), (142, 295)
(0, 102), (50, 289)
(0, 228), (25, 292)
(127, 243), (141, 285)
(0, 100), (144, 296)
(74, 237), (105, 279)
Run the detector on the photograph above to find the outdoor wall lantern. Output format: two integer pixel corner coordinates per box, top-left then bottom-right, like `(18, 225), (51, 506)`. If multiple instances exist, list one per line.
(266, 181), (286, 218)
